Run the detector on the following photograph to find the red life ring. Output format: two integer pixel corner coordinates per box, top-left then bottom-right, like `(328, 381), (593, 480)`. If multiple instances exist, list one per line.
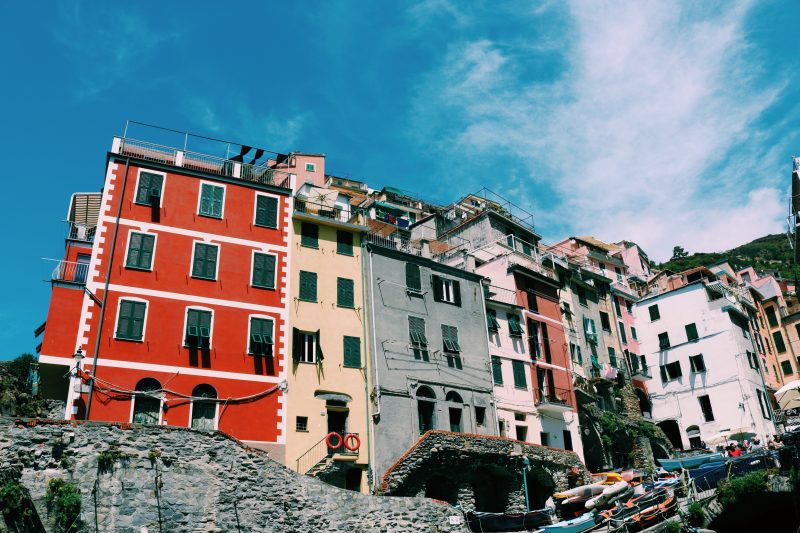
(344, 433), (361, 452)
(325, 432), (343, 449)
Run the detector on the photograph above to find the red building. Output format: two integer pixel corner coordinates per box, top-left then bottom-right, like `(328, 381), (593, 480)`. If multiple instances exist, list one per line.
(38, 124), (295, 456)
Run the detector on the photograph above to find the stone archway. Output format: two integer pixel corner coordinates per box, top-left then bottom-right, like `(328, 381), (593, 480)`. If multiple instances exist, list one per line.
(472, 464), (514, 512)
(657, 420), (683, 449)
(525, 467), (556, 509)
(651, 440), (670, 461)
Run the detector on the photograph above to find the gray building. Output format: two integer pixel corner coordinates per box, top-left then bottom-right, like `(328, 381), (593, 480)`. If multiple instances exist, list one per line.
(364, 240), (497, 489)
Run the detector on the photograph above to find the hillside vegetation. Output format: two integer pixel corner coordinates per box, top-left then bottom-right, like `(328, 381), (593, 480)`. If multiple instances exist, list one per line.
(659, 234), (795, 278)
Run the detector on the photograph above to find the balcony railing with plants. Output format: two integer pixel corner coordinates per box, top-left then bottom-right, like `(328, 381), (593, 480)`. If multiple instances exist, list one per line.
(294, 198), (364, 225)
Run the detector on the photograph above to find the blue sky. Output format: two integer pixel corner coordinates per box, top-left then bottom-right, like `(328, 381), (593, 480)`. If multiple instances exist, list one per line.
(1, 1), (799, 359)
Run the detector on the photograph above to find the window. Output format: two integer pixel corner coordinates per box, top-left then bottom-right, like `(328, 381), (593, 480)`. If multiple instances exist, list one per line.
(432, 275), (461, 305)
(417, 386), (436, 434)
(135, 171), (164, 206)
(475, 407), (486, 426)
(689, 354), (706, 373)
(512, 360), (528, 389)
(125, 232), (155, 270)
(765, 306), (779, 328)
(294, 330), (319, 363)
(569, 342), (582, 364)
(305, 162), (316, 172)
(756, 390), (770, 420)
(486, 309), (500, 332)
(563, 430), (573, 451)
(649, 304), (661, 321)
(191, 243), (218, 280)
(300, 222), (319, 248)
(252, 252), (277, 289)
(507, 313), (524, 336)
(658, 332), (671, 349)
(441, 325), (462, 369)
(526, 289), (539, 313)
(449, 407), (462, 432)
(529, 319), (542, 358)
(190, 384), (217, 431)
(336, 231), (353, 255)
(198, 183), (224, 218)
(607, 347), (617, 368)
(299, 271), (318, 302)
(631, 326), (638, 340)
(296, 416), (308, 432)
(409, 317), (430, 361)
(185, 309), (212, 348)
(746, 351), (758, 370)
(540, 432), (549, 446)
(685, 323), (699, 342)
(255, 195), (279, 228)
(576, 285), (587, 305)
(599, 312), (611, 331)
(781, 360), (794, 376)
(343, 336), (361, 368)
(515, 426), (528, 442)
(625, 301), (633, 314)
(249, 317), (274, 355)
(698, 395), (715, 422)
(774, 331), (787, 353)
(405, 263), (422, 292)
(660, 361), (682, 382)
(491, 356), (503, 384)
(337, 278), (355, 308)
(583, 317), (598, 344)
(614, 297), (622, 317)
(618, 322), (628, 344)
(116, 299), (146, 341)
(132, 378), (161, 424)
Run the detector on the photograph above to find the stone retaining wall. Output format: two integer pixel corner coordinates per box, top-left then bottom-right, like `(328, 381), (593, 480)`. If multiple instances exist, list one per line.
(0, 419), (467, 532)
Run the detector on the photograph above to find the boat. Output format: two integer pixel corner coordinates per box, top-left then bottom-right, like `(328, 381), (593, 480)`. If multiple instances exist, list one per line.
(590, 472), (625, 484)
(553, 483), (607, 518)
(538, 512), (597, 533)
(464, 508), (552, 532)
(600, 488), (676, 532)
(585, 481), (629, 510)
(657, 452), (724, 471)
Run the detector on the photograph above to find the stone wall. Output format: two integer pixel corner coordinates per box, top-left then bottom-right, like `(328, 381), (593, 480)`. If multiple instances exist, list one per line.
(0, 419), (467, 532)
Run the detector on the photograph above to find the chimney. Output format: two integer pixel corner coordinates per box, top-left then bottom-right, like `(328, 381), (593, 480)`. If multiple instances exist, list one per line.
(420, 239), (431, 258)
(463, 250), (476, 273)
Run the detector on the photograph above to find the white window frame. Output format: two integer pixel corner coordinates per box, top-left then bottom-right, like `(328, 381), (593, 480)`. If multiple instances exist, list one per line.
(113, 297), (149, 342)
(250, 249), (278, 290)
(196, 180), (227, 219)
(134, 168), (166, 207)
(247, 313), (275, 355)
(297, 331), (316, 363)
(253, 192), (280, 229)
(124, 229), (158, 271)
(188, 388), (219, 430)
(182, 305), (215, 348)
(189, 240), (221, 281)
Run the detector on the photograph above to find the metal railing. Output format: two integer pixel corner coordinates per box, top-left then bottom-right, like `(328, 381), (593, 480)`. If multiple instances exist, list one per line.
(50, 260), (89, 284)
(484, 285), (519, 306)
(294, 198), (363, 225)
(366, 232), (422, 256)
(296, 431), (360, 474)
(67, 223), (95, 242)
(534, 386), (573, 408)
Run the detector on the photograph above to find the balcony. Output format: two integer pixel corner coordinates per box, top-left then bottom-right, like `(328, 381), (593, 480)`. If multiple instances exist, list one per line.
(365, 232), (422, 256)
(113, 122), (293, 190)
(293, 198), (365, 227)
(629, 359), (652, 381)
(534, 387), (573, 412)
(67, 223), (96, 243)
(484, 284), (520, 307)
(50, 260), (89, 285)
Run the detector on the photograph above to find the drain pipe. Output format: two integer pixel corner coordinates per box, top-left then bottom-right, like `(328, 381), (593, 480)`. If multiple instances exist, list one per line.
(367, 246), (382, 492)
(359, 237), (373, 490)
(85, 156), (130, 419)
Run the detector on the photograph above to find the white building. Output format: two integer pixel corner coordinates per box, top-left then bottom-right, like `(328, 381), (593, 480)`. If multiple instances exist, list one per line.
(636, 274), (776, 449)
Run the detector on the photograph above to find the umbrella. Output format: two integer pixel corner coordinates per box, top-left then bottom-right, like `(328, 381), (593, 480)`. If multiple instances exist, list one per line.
(776, 379), (800, 410)
(705, 431), (730, 446)
(728, 430), (756, 443)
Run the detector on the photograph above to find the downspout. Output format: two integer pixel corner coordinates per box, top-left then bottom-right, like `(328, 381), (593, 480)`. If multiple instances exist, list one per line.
(478, 278), (500, 436)
(85, 156), (130, 420)
(367, 246), (382, 492)
(359, 236), (373, 491)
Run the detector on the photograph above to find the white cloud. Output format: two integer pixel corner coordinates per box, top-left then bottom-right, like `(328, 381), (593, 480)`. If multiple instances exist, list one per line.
(410, 0), (793, 261)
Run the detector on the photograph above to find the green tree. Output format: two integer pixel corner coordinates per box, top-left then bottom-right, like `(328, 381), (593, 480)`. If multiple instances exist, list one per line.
(671, 246), (689, 260)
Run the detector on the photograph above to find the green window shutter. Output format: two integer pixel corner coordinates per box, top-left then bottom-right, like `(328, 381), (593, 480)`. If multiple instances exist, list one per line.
(199, 184), (224, 218)
(631, 326), (637, 340)
(300, 222), (318, 248)
(649, 305), (660, 321)
(135, 172), (163, 205)
(343, 336), (361, 368)
(608, 347), (617, 368)
(212, 185), (223, 217)
(512, 360), (527, 389)
(126, 233), (155, 269)
(126, 233), (142, 268)
(452, 280), (462, 306)
(614, 297), (622, 317)
(619, 322), (627, 344)
(486, 309), (500, 331)
(255, 195), (279, 228)
(685, 323), (699, 342)
(250, 317), (274, 354)
(116, 300), (146, 341)
(508, 314), (523, 335)
(192, 243), (218, 280)
(337, 231), (354, 255)
(409, 317), (428, 344)
(337, 278), (354, 308)
(491, 356), (503, 384)
(432, 275), (443, 301)
(186, 309), (212, 347)
(252, 253), (276, 289)
(406, 263), (422, 291)
(299, 271), (317, 301)
(442, 325), (460, 352)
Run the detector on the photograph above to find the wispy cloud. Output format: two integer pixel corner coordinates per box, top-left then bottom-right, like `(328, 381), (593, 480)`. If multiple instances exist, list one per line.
(410, 0), (799, 260)
(54, 2), (182, 99)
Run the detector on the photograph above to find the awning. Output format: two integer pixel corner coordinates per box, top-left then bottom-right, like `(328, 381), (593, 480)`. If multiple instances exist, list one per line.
(373, 201), (407, 214)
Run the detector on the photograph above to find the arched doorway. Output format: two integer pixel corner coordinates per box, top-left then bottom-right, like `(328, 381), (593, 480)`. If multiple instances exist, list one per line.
(132, 378), (161, 424)
(472, 464), (514, 512)
(657, 420), (683, 449)
(525, 467), (556, 509)
(651, 441), (670, 460)
(445, 391), (463, 432)
(417, 386), (436, 434)
(191, 384), (217, 430)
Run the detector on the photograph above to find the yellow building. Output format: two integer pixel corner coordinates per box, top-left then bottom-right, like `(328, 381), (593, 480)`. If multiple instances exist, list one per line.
(286, 181), (370, 492)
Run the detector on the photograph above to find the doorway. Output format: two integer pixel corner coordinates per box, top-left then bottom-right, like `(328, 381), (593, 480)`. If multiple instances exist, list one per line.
(327, 402), (348, 454)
